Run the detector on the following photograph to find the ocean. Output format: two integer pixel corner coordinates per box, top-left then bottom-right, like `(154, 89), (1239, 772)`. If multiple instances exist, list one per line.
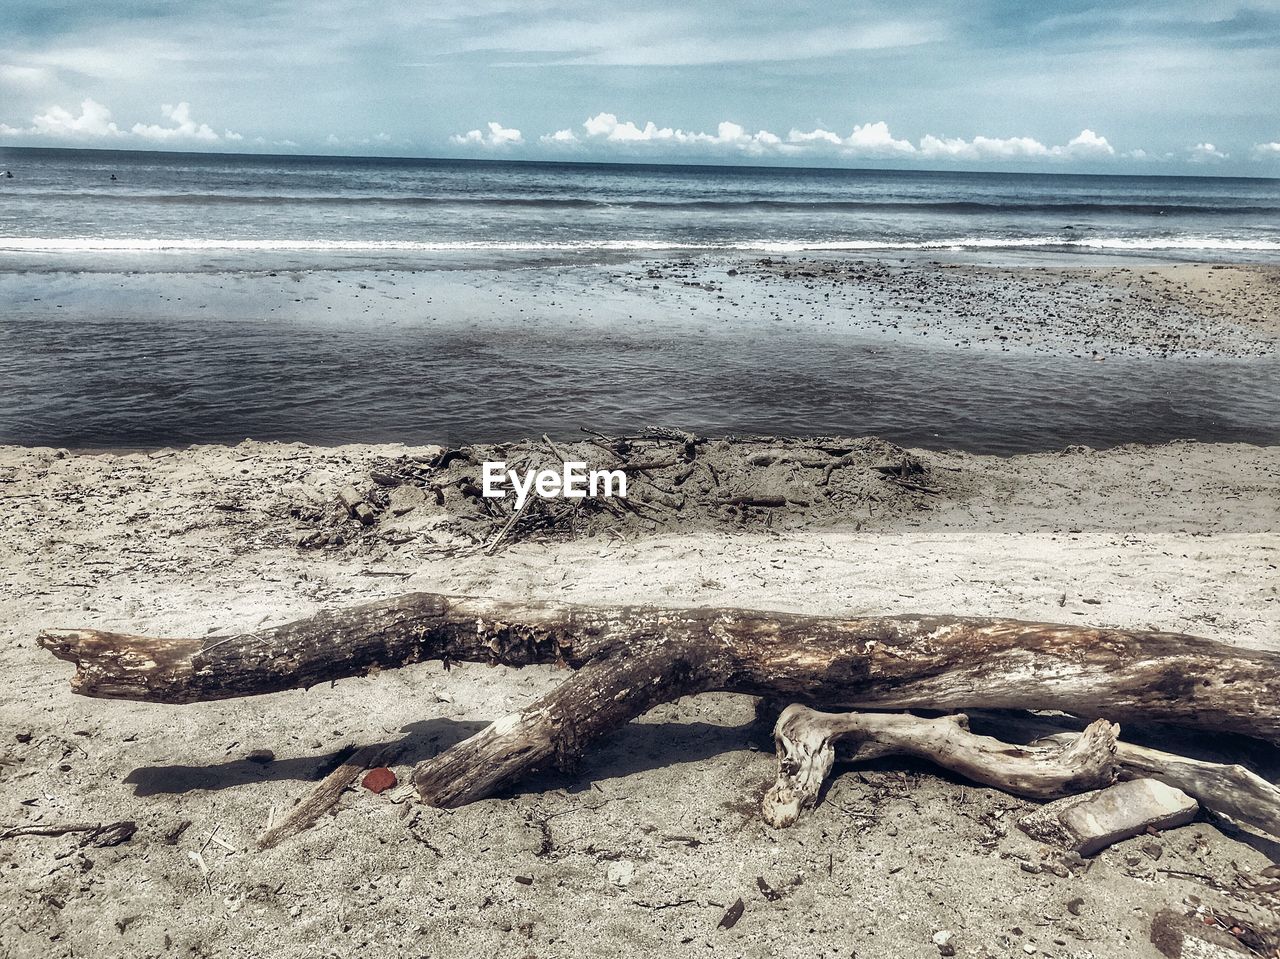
(1, 147), (1278, 452)
(2, 147), (1279, 271)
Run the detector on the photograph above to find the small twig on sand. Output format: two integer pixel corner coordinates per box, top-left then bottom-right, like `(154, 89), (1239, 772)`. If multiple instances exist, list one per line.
(1, 820), (136, 846)
(482, 452), (541, 555)
(619, 459), (680, 473)
(542, 433), (570, 466)
(819, 452), (859, 485)
(257, 743), (393, 849)
(883, 477), (942, 495)
(485, 495), (532, 554)
(715, 495), (788, 508)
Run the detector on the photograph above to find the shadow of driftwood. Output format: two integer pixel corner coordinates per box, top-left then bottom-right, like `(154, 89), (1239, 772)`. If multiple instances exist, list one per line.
(125, 708), (1280, 859)
(126, 717), (489, 796)
(125, 716), (765, 797)
(514, 718), (767, 799)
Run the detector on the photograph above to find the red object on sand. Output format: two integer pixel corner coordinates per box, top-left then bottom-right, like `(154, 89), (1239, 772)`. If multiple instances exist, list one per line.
(361, 767), (397, 794)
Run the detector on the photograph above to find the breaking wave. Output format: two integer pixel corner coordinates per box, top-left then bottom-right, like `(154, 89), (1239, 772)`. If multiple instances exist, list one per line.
(4, 235), (1279, 254)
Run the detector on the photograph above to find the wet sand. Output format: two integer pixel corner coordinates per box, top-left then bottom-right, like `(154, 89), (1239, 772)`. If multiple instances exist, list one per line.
(721, 258), (1280, 357)
(2, 257), (1278, 452)
(3, 256), (1279, 357)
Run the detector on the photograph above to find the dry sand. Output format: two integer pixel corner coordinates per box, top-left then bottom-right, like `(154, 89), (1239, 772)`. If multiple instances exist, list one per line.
(1, 437), (1278, 958)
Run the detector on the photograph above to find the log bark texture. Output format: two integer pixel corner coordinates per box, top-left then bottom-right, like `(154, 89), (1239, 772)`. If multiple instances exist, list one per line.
(37, 592), (1280, 807)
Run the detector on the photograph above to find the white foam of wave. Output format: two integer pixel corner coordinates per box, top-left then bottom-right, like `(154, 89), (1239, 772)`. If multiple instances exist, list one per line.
(770, 237), (1280, 252)
(0, 238), (737, 253)
(1, 236), (1278, 254)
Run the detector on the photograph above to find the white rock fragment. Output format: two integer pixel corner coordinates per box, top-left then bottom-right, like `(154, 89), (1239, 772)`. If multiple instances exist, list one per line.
(606, 860), (635, 887)
(1018, 778), (1198, 856)
(932, 929), (956, 956)
(337, 485), (365, 513)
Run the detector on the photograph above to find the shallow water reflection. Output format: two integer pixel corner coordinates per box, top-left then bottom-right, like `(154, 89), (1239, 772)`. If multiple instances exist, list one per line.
(2, 313), (1277, 454)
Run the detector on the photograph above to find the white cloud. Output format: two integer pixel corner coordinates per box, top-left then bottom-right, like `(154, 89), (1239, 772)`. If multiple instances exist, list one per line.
(1188, 141), (1228, 161)
(1251, 141), (1280, 156)
(324, 131), (396, 150)
(252, 136), (300, 149)
(8, 44), (181, 82)
(787, 127), (843, 147)
(581, 113), (693, 143)
(0, 64), (52, 89)
(450, 121), (522, 148)
(0, 98), (243, 145)
(583, 113), (648, 141)
(540, 128), (579, 144)
(844, 121), (916, 155)
(921, 133), (1050, 159)
(529, 115), (1122, 164)
(920, 134), (1017, 159)
(788, 121), (915, 156)
(1065, 129), (1116, 157)
(469, 14), (941, 68)
(917, 128), (1114, 161)
(552, 112), (788, 155)
(1, 98), (122, 139)
(131, 102), (223, 142)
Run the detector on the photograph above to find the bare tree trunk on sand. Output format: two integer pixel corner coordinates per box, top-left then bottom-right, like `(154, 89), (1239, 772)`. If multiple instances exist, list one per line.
(37, 592), (1280, 809)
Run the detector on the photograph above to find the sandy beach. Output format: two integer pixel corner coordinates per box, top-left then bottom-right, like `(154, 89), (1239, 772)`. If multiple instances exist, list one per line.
(5, 9), (1280, 958)
(2, 435), (1278, 958)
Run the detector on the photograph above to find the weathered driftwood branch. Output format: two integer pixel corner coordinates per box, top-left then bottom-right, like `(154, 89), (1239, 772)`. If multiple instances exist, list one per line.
(964, 711), (1280, 839)
(37, 592), (1280, 808)
(1038, 733), (1280, 839)
(764, 706), (1280, 839)
(412, 648), (708, 806)
(762, 705), (1120, 827)
(257, 743), (392, 849)
(0, 820), (137, 846)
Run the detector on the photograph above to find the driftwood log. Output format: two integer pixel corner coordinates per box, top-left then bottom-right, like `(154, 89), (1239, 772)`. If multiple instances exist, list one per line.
(37, 592), (1280, 812)
(762, 706), (1121, 827)
(1041, 732), (1280, 839)
(763, 706), (1280, 838)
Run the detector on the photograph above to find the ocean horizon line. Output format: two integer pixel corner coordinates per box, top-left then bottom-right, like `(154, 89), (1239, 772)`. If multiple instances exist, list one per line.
(3, 142), (1280, 184)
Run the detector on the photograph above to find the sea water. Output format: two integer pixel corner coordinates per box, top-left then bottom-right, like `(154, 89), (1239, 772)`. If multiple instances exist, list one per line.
(1, 147), (1277, 451)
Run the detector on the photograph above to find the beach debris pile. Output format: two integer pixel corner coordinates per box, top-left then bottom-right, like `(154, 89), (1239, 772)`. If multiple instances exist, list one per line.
(292, 430), (953, 553)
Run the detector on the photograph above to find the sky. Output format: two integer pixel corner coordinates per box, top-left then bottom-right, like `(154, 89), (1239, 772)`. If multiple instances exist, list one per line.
(1, 0), (1279, 174)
